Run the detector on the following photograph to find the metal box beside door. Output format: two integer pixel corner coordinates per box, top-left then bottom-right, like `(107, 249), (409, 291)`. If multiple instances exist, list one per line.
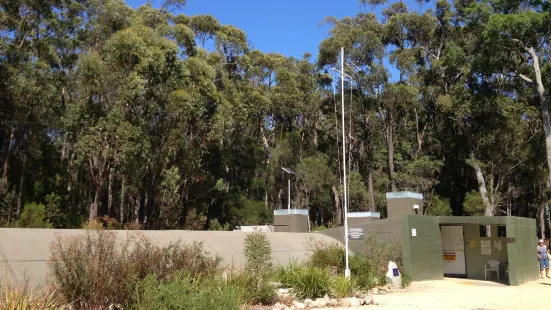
(441, 225), (466, 276)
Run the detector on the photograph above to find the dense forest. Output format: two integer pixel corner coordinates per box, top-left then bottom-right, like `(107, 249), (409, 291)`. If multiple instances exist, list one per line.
(0, 0), (550, 233)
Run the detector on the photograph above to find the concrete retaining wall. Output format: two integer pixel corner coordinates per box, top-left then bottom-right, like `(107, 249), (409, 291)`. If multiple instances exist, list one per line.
(0, 228), (342, 287)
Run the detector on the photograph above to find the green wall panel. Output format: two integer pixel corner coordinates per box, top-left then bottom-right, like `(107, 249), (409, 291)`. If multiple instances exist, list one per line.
(506, 217), (539, 285)
(403, 215), (443, 281)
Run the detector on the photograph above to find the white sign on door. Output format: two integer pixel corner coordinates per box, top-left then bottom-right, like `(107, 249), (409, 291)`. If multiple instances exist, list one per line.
(411, 228), (417, 236)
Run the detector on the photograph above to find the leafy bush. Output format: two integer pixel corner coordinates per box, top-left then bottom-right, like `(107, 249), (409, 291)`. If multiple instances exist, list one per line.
(307, 235), (401, 290)
(48, 229), (222, 309)
(244, 230), (273, 276)
(463, 190), (485, 216)
(307, 241), (345, 273)
(277, 264), (332, 299)
(132, 274), (240, 310)
(362, 234), (403, 275)
(207, 218), (230, 231)
(426, 195), (453, 216)
(242, 230), (277, 304)
(350, 255), (384, 289)
(17, 202), (52, 228)
(332, 276), (355, 298)
(0, 277), (67, 309)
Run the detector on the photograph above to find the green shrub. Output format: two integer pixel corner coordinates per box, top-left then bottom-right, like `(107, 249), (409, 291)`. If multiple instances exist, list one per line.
(207, 218), (230, 231)
(332, 276), (355, 298)
(308, 242), (345, 273)
(244, 230), (273, 276)
(350, 255), (384, 289)
(48, 229), (222, 309)
(362, 234), (403, 275)
(277, 264), (332, 299)
(241, 230), (277, 304)
(132, 274), (240, 310)
(225, 270), (277, 305)
(18, 202), (52, 228)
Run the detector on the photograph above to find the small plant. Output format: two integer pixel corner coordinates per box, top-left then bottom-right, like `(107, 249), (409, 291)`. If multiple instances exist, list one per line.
(133, 274), (241, 310)
(244, 230), (273, 276)
(332, 276), (355, 298)
(17, 202), (52, 228)
(208, 218), (230, 231)
(0, 276), (68, 309)
(242, 230), (277, 304)
(307, 240), (345, 273)
(277, 264), (332, 299)
(362, 234), (403, 275)
(350, 256), (384, 289)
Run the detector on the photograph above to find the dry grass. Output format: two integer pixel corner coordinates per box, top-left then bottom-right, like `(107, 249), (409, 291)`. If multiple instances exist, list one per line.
(0, 276), (68, 310)
(48, 229), (222, 309)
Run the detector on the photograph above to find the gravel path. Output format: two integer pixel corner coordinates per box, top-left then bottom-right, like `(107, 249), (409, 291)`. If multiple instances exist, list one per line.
(340, 277), (549, 310)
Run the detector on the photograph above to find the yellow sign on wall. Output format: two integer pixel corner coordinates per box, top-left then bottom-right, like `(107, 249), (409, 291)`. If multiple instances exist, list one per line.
(443, 252), (457, 261)
(469, 240), (476, 248)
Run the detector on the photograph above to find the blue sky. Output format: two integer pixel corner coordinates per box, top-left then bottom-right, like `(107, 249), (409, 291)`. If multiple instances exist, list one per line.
(125, 0), (427, 61)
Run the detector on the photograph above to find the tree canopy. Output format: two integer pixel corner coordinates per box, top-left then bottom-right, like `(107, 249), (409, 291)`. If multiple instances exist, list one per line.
(1, 0), (550, 235)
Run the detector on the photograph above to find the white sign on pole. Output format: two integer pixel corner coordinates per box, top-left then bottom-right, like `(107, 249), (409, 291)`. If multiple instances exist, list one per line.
(411, 228), (417, 236)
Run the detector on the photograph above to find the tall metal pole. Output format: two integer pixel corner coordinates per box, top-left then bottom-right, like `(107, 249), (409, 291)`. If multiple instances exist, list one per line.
(288, 177), (291, 213)
(341, 47), (350, 278)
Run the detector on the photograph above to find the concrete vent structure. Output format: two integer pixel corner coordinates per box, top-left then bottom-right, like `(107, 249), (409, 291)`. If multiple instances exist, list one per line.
(347, 211), (381, 226)
(273, 209), (310, 232)
(386, 191), (424, 218)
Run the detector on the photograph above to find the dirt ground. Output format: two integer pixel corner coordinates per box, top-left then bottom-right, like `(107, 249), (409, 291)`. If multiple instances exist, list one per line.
(345, 277), (549, 310)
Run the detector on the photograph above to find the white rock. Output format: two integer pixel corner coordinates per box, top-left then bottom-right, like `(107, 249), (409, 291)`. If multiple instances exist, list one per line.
(292, 301), (306, 309)
(272, 303), (286, 310)
(339, 298), (351, 307)
(330, 298), (339, 306)
(313, 297), (329, 308)
(303, 299), (314, 307)
(350, 297), (361, 307)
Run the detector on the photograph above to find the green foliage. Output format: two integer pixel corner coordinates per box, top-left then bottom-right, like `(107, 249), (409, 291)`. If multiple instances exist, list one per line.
(132, 274), (240, 310)
(307, 241), (345, 273)
(0, 0), (549, 237)
(48, 230), (222, 309)
(463, 190), (485, 216)
(350, 255), (384, 289)
(242, 230), (277, 304)
(426, 195), (453, 216)
(332, 276), (355, 298)
(207, 218), (230, 231)
(18, 203), (52, 228)
(276, 264), (333, 299)
(362, 234), (403, 275)
(244, 231), (273, 276)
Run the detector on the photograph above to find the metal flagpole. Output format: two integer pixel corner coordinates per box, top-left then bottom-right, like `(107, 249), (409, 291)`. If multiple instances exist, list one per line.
(340, 47), (350, 278)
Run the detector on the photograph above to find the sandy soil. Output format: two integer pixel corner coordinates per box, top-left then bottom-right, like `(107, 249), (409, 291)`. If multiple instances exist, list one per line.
(332, 277), (550, 310)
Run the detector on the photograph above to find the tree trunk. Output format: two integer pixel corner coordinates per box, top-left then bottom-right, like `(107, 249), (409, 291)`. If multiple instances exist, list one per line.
(16, 153), (26, 220)
(540, 205), (545, 240)
(387, 115), (396, 192)
(527, 48), (551, 186)
(367, 163), (376, 212)
(332, 184), (342, 225)
(0, 128), (15, 194)
(260, 124), (271, 209)
(134, 193), (140, 223)
(471, 155), (493, 216)
(108, 167), (113, 218)
(89, 186), (101, 222)
(120, 175), (126, 224)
